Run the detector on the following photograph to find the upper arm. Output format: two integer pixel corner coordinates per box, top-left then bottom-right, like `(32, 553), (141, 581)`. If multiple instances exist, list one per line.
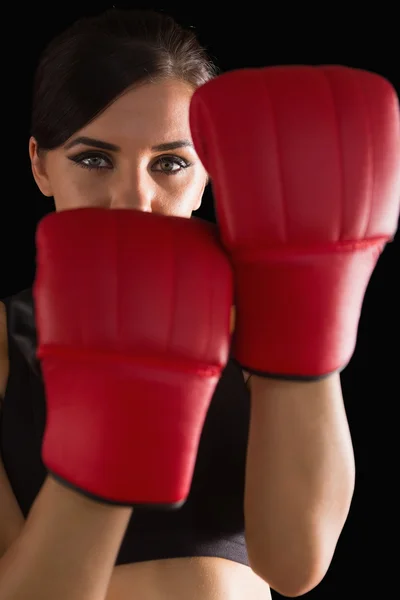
(0, 301), (9, 402)
(0, 301), (24, 557)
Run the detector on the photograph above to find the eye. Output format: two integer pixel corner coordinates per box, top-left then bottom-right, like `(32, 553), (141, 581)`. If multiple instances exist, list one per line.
(152, 155), (192, 175)
(68, 152), (113, 171)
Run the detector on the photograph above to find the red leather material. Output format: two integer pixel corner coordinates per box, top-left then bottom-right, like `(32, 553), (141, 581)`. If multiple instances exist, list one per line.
(34, 208), (233, 505)
(190, 66), (400, 377)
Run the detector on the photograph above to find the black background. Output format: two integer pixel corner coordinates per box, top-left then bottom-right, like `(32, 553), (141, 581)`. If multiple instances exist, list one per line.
(1, 4), (399, 598)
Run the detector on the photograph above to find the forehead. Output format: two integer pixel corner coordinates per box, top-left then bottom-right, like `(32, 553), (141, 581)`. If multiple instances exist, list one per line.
(80, 79), (195, 146)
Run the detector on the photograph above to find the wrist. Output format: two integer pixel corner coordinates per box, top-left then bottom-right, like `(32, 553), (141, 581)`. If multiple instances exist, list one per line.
(45, 475), (133, 516)
(0, 477), (133, 600)
(248, 372), (341, 404)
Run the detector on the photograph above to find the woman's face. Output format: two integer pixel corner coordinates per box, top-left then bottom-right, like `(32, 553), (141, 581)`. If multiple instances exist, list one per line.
(29, 78), (208, 217)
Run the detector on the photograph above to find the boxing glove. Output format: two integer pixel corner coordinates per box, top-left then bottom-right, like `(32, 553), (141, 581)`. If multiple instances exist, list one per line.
(34, 208), (233, 507)
(190, 65), (400, 379)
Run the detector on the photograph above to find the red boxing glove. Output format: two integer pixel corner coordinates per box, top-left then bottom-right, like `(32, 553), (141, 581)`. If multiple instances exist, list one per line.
(34, 208), (233, 507)
(190, 66), (400, 379)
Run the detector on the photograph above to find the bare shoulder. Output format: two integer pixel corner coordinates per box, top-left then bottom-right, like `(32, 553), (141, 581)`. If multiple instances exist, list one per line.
(0, 301), (9, 400)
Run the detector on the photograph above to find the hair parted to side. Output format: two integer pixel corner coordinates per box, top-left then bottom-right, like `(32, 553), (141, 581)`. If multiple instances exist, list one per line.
(31, 9), (218, 151)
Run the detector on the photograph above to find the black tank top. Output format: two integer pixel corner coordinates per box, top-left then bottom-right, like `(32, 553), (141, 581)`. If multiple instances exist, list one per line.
(0, 288), (250, 566)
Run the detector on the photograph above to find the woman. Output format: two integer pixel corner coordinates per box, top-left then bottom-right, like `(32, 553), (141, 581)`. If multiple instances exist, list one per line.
(0, 8), (359, 600)
(0, 8), (272, 600)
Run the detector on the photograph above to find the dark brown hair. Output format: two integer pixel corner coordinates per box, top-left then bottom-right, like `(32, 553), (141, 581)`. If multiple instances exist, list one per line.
(31, 9), (218, 150)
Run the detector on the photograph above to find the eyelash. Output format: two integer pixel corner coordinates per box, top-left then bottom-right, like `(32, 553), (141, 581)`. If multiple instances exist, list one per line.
(68, 152), (192, 175)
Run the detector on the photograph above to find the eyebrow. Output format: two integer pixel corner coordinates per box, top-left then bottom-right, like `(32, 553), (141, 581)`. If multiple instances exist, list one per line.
(63, 136), (194, 152)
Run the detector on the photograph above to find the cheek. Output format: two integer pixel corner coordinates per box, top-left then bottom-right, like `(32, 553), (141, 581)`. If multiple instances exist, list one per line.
(50, 165), (109, 210)
(162, 183), (202, 216)
(164, 171), (205, 215)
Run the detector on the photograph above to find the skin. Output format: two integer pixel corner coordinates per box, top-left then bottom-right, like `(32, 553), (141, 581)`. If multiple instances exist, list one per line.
(0, 78), (270, 599)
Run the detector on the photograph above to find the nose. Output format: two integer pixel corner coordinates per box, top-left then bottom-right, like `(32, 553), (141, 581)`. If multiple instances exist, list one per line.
(110, 171), (154, 212)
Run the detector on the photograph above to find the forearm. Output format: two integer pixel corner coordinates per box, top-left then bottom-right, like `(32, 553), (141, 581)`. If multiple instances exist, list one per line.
(0, 475), (132, 600)
(244, 373), (355, 595)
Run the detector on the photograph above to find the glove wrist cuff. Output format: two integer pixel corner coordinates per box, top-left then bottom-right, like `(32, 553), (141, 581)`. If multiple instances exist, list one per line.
(232, 243), (381, 378)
